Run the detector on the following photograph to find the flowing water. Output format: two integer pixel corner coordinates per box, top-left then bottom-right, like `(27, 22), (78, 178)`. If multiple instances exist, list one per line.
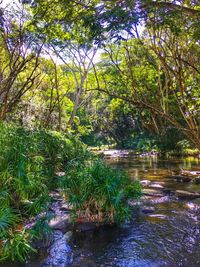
(7, 154), (200, 267)
(69, 155), (200, 267)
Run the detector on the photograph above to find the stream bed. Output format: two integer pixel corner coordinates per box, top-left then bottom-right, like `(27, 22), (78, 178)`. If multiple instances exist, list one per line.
(8, 154), (200, 267)
(69, 154), (200, 267)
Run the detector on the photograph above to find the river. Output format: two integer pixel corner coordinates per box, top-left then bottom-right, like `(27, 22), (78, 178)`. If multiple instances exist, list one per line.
(6, 154), (200, 267)
(69, 154), (200, 267)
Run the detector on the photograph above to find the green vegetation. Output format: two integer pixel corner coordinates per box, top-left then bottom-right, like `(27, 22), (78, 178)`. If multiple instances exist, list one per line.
(60, 159), (141, 224)
(1, 1), (200, 152)
(0, 123), (140, 262)
(0, 0), (200, 263)
(0, 123), (86, 262)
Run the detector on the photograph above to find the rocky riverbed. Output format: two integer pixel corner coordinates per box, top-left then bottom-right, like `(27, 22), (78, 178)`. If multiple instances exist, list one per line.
(10, 153), (200, 267)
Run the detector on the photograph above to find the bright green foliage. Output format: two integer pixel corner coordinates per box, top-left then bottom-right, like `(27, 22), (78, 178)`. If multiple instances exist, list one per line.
(0, 123), (87, 215)
(60, 159), (141, 224)
(30, 214), (53, 241)
(0, 122), (87, 262)
(0, 230), (36, 262)
(0, 208), (18, 234)
(0, 123), (139, 262)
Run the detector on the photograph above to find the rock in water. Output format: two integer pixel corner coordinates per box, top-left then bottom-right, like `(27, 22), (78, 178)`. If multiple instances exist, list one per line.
(172, 175), (192, 183)
(49, 215), (70, 231)
(143, 188), (164, 197)
(149, 183), (164, 189)
(140, 180), (151, 186)
(175, 190), (200, 200)
(141, 206), (155, 214)
(43, 231), (72, 267)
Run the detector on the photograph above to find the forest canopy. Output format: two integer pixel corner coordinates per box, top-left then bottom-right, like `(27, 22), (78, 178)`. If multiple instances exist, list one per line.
(0, 0), (200, 264)
(0, 0), (200, 150)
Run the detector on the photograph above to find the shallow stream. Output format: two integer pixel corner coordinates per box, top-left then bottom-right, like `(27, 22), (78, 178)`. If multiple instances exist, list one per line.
(7, 154), (200, 267)
(69, 155), (200, 267)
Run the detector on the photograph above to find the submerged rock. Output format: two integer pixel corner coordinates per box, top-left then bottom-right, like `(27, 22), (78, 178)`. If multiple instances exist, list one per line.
(171, 175), (192, 183)
(143, 188), (164, 197)
(49, 215), (70, 231)
(43, 231), (72, 267)
(192, 177), (200, 184)
(175, 190), (200, 200)
(141, 206), (155, 214)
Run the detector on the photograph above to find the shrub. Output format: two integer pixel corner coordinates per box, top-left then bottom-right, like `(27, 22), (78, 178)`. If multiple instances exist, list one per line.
(60, 159), (141, 224)
(0, 123), (141, 263)
(0, 123), (87, 262)
(0, 229), (36, 263)
(0, 123), (87, 215)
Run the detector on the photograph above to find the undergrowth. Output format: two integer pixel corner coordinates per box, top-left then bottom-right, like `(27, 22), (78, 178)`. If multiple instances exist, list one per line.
(0, 123), (141, 263)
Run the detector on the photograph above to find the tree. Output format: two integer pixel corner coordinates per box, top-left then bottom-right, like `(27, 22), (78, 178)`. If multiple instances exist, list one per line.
(0, 4), (43, 120)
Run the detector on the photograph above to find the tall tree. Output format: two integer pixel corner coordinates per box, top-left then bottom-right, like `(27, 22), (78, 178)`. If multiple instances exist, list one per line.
(0, 4), (43, 120)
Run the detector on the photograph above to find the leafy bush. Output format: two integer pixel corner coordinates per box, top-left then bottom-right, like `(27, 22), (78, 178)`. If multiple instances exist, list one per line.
(60, 159), (141, 224)
(176, 139), (191, 151)
(0, 229), (36, 262)
(0, 123), (87, 262)
(0, 123), (87, 215)
(0, 123), (141, 263)
(118, 132), (158, 152)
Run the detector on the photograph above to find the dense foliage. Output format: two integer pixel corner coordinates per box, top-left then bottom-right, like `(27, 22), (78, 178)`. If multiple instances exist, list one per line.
(0, 1), (199, 151)
(0, 123), (86, 261)
(0, 0), (199, 263)
(61, 159), (141, 224)
(0, 123), (140, 262)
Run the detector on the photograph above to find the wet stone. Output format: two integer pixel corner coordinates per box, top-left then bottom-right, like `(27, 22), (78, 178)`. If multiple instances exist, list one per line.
(141, 180), (151, 186)
(149, 183), (164, 189)
(141, 206), (156, 214)
(60, 204), (73, 212)
(49, 215), (70, 231)
(43, 231), (72, 267)
(175, 190), (200, 200)
(148, 214), (168, 219)
(143, 188), (164, 197)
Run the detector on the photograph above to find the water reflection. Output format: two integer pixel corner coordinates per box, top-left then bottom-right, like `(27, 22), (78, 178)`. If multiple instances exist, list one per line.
(8, 155), (200, 267)
(71, 155), (200, 267)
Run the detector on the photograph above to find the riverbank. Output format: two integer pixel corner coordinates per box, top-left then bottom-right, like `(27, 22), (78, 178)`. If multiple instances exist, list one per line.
(13, 153), (200, 267)
(2, 150), (200, 266)
(70, 155), (200, 267)
(89, 146), (200, 158)
(0, 125), (141, 264)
